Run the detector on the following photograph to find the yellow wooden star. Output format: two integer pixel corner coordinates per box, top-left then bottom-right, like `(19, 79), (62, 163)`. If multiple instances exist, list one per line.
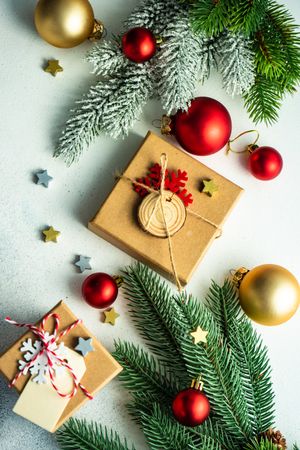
(104, 308), (119, 325)
(42, 226), (60, 243)
(44, 60), (63, 77)
(191, 326), (208, 344)
(202, 179), (218, 197)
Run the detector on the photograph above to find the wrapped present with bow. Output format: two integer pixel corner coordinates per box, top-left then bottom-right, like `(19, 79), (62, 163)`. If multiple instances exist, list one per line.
(0, 301), (122, 432)
(89, 132), (244, 288)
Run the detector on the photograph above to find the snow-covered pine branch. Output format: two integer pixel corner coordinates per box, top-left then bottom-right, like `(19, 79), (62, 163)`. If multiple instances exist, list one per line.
(87, 40), (128, 77)
(100, 63), (154, 139)
(218, 32), (255, 96)
(54, 64), (153, 164)
(157, 6), (204, 114)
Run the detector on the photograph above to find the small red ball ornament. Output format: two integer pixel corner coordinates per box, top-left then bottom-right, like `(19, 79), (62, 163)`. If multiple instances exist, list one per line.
(122, 27), (157, 63)
(82, 273), (118, 309)
(172, 379), (210, 427)
(248, 146), (283, 180)
(169, 97), (232, 156)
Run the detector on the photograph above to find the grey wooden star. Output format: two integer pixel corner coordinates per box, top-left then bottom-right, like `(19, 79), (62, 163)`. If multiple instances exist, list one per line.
(75, 255), (92, 273)
(36, 170), (53, 187)
(75, 337), (94, 357)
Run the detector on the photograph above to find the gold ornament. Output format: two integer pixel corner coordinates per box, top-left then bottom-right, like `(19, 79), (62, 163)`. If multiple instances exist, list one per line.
(104, 308), (119, 325)
(34, 0), (99, 48)
(236, 264), (300, 326)
(190, 326), (208, 344)
(44, 59), (63, 76)
(42, 226), (61, 242)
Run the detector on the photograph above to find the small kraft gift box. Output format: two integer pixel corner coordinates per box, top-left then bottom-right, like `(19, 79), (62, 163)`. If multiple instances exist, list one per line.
(0, 301), (122, 432)
(89, 132), (243, 288)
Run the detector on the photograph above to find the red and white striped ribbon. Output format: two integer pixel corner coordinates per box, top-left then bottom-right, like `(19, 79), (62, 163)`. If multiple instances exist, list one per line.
(5, 312), (93, 400)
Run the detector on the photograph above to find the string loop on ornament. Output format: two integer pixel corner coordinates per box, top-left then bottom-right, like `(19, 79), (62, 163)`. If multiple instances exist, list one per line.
(226, 130), (259, 155)
(152, 119), (162, 129)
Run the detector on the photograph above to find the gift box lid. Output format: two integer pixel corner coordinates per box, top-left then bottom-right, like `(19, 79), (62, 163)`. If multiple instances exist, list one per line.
(0, 300), (122, 430)
(89, 131), (244, 286)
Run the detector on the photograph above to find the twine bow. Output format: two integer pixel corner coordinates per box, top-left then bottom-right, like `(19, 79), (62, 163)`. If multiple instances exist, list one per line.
(118, 153), (222, 291)
(5, 313), (93, 400)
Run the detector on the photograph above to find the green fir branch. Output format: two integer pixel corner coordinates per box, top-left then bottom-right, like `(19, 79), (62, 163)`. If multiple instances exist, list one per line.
(56, 418), (135, 450)
(206, 281), (275, 433)
(121, 263), (189, 383)
(141, 403), (197, 450)
(254, 1), (300, 80)
(113, 340), (178, 402)
(123, 264), (256, 443)
(191, 0), (230, 36)
(244, 437), (279, 450)
(177, 291), (254, 443)
(243, 74), (282, 124)
(229, 0), (268, 35)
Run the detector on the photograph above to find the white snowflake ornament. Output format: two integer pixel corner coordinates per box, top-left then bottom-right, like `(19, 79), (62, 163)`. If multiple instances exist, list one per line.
(18, 335), (66, 384)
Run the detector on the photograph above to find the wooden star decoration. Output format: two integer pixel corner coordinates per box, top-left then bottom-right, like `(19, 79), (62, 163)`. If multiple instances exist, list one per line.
(104, 308), (119, 325)
(191, 326), (208, 344)
(42, 226), (60, 243)
(44, 60), (63, 77)
(75, 337), (94, 357)
(202, 179), (218, 197)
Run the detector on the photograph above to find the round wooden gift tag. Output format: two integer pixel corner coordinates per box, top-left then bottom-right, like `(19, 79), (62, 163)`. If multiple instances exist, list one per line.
(138, 190), (186, 238)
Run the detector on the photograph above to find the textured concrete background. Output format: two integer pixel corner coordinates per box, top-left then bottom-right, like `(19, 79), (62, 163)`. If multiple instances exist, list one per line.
(0, 0), (299, 448)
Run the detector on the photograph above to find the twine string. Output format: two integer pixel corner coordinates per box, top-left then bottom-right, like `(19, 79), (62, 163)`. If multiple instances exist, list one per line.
(226, 129), (260, 154)
(116, 154), (222, 290)
(5, 313), (93, 400)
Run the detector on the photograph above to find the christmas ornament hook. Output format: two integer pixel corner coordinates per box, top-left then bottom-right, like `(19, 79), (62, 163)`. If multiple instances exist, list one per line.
(88, 19), (106, 42)
(191, 375), (204, 391)
(226, 130), (260, 155)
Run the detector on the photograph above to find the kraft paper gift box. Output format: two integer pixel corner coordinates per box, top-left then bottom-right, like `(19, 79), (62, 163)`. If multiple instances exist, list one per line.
(89, 132), (243, 286)
(0, 301), (122, 432)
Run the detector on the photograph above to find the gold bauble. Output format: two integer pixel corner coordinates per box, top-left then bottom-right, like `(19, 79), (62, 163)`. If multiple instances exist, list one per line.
(34, 0), (95, 48)
(239, 264), (300, 326)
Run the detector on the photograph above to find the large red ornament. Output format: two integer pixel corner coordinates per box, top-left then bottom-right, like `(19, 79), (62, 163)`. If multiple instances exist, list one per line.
(248, 146), (283, 180)
(172, 387), (210, 427)
(171, 97), (232, 156)
(122, 27), (156, 63)
(82, 273), (118, 309)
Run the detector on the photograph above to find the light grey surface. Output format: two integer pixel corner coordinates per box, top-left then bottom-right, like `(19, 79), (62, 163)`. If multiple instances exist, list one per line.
(0, 0), (300, 449)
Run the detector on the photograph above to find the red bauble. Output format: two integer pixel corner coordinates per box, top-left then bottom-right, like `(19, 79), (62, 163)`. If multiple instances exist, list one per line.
(122, 27), (156, 63)
(172, 97), (232, 156)
(172, 387), (210, 427)
(248, 146), (283, 180)
(82, 273), (118, 309)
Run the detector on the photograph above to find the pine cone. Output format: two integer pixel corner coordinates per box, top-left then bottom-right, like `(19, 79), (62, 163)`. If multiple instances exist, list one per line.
(261, 428), (287, 449)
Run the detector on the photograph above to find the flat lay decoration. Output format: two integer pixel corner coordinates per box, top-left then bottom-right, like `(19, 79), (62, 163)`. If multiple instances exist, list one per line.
(0, 0), (299, 448)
